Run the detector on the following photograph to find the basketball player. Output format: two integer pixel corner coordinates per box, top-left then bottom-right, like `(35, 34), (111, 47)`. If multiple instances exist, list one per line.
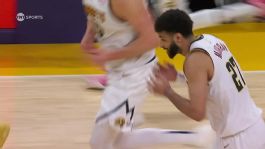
(81, 0), (190, 90)
(83, 0), (263, 90)
(81, 0), (215, 149)
(0, 123), (10, 149)
(149, 9), (265, 149)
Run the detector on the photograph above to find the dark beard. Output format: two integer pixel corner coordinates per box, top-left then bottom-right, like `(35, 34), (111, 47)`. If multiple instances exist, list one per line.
(167, 42), (180, 59)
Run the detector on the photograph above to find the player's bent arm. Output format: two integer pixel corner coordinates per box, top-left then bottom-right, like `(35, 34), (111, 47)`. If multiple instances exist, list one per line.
(165, 51), (211, 121)
(184, 51), (211, 121)
(81, 18), (95, 50)
(106, 0), (160, 61)
(164, 88), (204, 121)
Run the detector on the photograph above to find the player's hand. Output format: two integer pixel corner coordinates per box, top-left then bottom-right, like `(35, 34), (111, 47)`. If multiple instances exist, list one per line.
(80, 33), (97, 53)
(157, 63), (177, 81)
(90, 49), (109, 67)
(81, 41), (93, 51)
(148, 72), (172, 96)
(81, 41), (97, 54)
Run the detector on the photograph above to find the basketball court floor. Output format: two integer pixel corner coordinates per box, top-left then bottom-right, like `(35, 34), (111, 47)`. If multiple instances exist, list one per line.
(0, 72), (264, 149)
(0, 22), (264, 149)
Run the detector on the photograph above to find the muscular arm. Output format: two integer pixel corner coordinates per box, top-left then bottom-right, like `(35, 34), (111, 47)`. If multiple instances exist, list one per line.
(106, 0), (160, 60)
(164, 51), (213, 121)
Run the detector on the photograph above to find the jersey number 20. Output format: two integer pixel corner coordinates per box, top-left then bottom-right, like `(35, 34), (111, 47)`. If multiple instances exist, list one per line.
(226, 57), (246, 92)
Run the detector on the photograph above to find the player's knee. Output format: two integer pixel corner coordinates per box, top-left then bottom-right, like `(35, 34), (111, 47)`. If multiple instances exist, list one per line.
(89, 142), (98, 149)
(113, 129), (136, 149)
(89, 135), (100, 149)
(89, 135), (108, 149)
(89, 124), (108, 149)
(89, 120), (122, 149)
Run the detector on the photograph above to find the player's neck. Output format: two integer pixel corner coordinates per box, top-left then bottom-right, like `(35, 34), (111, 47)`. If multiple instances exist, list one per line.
(181, 35), (195, 56)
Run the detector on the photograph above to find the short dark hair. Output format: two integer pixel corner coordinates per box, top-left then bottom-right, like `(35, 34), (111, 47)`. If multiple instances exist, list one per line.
(155, 9), (193, 37)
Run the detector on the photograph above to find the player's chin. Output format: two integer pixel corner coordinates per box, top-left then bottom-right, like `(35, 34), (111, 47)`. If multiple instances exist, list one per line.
(167, 49), (178, 59)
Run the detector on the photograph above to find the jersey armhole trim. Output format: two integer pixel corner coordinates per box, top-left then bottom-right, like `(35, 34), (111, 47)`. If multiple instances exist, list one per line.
(189, 48), (215, 83)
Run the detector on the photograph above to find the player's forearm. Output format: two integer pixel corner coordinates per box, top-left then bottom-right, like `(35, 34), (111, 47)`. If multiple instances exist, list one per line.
(81, 21), (96, 51)
(81, 21), (95, 44)
(82, 21), (95, 42)
(164, 88), (205, 121)
(107, 32), (159, 60)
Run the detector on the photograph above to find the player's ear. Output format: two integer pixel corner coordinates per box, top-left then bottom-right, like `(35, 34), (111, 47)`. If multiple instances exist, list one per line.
(173, 33), (182, 43)
(173, 33), (184, 43)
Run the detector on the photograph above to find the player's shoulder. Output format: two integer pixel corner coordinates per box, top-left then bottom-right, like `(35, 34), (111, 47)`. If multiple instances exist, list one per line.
(186, 49), (210, 64)
(183, 50), (213, 82)
(191, 34), (215, 44)
(187, 34), (215, 62)
(112, 0), (143, 9)
(111, 0), (146, 20)
(190, 34), (220, 51)
(184, 48), (212, 73)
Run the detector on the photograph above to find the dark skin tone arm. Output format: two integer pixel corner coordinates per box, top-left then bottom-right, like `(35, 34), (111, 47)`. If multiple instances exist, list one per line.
(149, 50), (213, 121)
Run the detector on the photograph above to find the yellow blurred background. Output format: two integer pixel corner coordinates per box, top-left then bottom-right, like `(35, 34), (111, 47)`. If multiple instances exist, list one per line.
(0, 23), (264, 75)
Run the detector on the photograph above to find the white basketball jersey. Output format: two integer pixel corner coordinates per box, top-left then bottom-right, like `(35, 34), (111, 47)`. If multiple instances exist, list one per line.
(190, 34), (262, 137)
(82, 0), (155, 71)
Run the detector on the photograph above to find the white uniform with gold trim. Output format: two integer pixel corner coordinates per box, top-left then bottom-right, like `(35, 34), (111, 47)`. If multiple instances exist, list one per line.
(189, 34), (265, 149)
(82, 1), (157, 146)
(83, 0), (155, 71)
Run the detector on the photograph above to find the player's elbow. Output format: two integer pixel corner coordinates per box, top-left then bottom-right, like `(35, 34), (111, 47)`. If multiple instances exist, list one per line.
(191, 110), (206, 121)
(193, 114), (205, 121)
(142, 27), (160, 47)
(143, 34), (159, 49)
(150, 33), (160, 46)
